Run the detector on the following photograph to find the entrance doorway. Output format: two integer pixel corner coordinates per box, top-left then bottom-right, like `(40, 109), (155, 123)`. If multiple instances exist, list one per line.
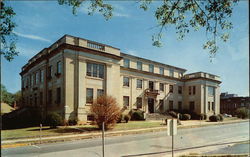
(149, 81), (154, 90)
(148, 98), (154, 113)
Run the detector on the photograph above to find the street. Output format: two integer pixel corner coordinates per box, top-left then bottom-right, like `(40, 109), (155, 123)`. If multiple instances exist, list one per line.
(2, 121), (249, 157)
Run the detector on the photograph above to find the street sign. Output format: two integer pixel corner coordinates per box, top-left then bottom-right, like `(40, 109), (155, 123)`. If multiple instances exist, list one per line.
(167, 119), (177, 136)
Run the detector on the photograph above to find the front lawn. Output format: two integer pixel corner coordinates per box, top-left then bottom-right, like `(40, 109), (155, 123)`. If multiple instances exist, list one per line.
(1, 121), (164, 140)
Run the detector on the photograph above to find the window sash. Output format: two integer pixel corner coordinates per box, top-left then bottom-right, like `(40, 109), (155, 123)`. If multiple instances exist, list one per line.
(86, 88), (93, 103)
(160, 83), (164, 91)
(137, 79), (142, 88)
(137, 61), (142, 70)
(149, 64), (154, 72)
(124, 59), (130, 68)
(123, 77), (129, 87)
(160, 67), (164, 75)
(123, 96), (129, 107)
(136, 97), (142, 108)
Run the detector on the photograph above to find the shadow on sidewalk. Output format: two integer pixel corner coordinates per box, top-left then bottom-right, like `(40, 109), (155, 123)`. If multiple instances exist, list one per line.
(121, 140), (247, 157)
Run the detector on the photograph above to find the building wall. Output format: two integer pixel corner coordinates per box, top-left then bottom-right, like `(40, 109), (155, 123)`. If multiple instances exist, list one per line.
(20, 35), (221, 122)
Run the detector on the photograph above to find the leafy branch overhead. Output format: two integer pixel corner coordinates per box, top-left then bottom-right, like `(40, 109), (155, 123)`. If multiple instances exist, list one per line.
(59, 0), (239, 57)
(0, 1), (18, 61)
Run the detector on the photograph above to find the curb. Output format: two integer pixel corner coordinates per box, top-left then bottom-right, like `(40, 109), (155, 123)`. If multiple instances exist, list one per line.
(2, 120), (249, 149)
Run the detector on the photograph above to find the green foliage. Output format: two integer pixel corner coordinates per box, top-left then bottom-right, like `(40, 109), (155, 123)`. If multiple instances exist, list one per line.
(0, 1), (18, 61)
(124, 114), (131, 123)
(218, 114), (224, 121)
(209, 115), (220, 122)
(181, 114), (191, 120)
(45, 112), (63, 128)
(130, 110), (145, 121)
(1, 84), (14, 106)
(168, 111), (178, 118)
(68, 118), (78, 125)
(235, 107), (249, 119)
(58, 0), (113, 20)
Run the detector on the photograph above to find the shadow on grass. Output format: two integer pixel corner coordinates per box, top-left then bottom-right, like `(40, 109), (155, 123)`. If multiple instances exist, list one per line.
(27, 126), (100, 133)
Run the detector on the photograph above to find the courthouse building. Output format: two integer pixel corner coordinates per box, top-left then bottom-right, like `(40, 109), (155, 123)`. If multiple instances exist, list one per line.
(20, 35), (221, 121)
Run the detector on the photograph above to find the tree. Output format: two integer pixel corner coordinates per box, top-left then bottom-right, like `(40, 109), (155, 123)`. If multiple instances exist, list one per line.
(0, 1), (18, 61)
(58, 0), (239, 58)
(90, 95), (121, 130)
(1, 84), (14, 106)
(13, 90), (21, 107)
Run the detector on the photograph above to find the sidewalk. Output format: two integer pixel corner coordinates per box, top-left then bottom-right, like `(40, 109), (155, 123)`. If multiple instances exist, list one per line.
(2, 119), (249, 148)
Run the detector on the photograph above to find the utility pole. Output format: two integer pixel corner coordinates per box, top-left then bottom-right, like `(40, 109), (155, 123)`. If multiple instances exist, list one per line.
(102, 122), (105, 157)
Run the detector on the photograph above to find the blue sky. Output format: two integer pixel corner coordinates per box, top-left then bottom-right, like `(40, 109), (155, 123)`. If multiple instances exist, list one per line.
(2, 1), (249, 96)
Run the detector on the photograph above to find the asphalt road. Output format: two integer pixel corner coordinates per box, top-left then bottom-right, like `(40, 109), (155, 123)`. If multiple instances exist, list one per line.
(2, 121), (249, 157)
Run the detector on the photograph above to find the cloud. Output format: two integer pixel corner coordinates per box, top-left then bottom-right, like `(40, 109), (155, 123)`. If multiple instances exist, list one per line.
(14, 31), (51, 43)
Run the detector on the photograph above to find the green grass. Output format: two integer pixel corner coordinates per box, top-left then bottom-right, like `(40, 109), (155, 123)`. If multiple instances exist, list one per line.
(1, 121), (164, 140)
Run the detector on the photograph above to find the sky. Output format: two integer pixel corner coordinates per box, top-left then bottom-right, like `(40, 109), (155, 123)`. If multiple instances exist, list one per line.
(1, 1), (249, 96)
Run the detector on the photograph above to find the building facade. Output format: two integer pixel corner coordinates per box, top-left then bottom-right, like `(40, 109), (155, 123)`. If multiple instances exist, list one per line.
(220, 95), (250, 116)
(20, 35), (221, 121)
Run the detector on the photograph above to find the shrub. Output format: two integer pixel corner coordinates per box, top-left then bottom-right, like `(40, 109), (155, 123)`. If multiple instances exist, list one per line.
(124, 114), (131, 123)
(218, 114), (224, 121)
(68, 118), (78, 126)
(235, 107), (250, 119)
(209, 115), (219, 122)
(168, 111), (178, 118)
(45, 112), (62, 128)
(90, 95), (121, 130)
(197, 113), (207, 120)
(181, 114), (191, 120)
(130, 110), (145, 120)
(117, 114), (123, 123)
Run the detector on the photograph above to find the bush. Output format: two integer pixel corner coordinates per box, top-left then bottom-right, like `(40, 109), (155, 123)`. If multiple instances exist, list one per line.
(218, 114), (224, 121)
(68, 118), (78, 126)
(117, 114), (123, 123)
(90, 95), (121, 130)
(168, 111), (178, 118)
(235, 107), (249, 119)
(197, 113), (207, 120)
(124, 114), (131, 123)
(45, 112), (63, 128)
(209, 115), (220, 122)
(130, 110), (145, 120)
(181, 114), (191, 120)
(165, 118), (181, 125)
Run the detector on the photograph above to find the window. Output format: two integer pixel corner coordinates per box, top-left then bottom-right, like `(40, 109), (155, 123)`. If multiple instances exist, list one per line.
(178, 101), (182, 110)
(48, 90), (52, 105)
(57, 61), (62, 74)
(137, 79), (142, 88)
(123, 96), (129, 107)
(178, 72), (183, 78)
(137, 61), (142, 70)
(34, 94), (37, 106)
(169, 69), (174, 77)
(159, 67), (164, 75)
(189, 101), (195, 111)
(26, 77), (29, 88)
(208, 86), (214, 96)
(86, 88), (93, 104)
(169, 100), (173, 110)
(149, 64), (154, 72)
(208, 102), (211, 111)
(48, 66), (52, 78)
(97, 89), (104, 97)
(123, 77), (129, 87)
(30, 95), (33, 106)
(35, 72), (39, 85)
(189, 86), (192, 95)
(159, 99), (164, 111)
(136, 97), (142, 109)
(212, 102), (215, 111)
(40, 92), (43, 106)
(193, 86), (196, 95)
(31, 74), (34, 86)
(40, 70), (44, 83)
(160, 83), (164, 91)
(124, 59), (130, 68)
(56, 87), (61, 104)
(178, 86), (182, 94)
(86, 63), (105, 78)
(169, 85), (173, 93)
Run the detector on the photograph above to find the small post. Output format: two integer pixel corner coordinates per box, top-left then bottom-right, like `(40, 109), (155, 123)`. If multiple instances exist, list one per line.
(40, 123), (42, 144)
(172, 118), (174, 157)
(102, 122), (105, 157)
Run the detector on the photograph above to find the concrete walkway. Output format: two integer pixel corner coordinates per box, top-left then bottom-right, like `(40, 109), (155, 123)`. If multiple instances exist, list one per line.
(2, 119), (249, 148)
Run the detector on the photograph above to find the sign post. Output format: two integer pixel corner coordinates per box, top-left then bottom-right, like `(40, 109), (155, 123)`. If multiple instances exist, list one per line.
(167, 119), (177, 157)
(102, 122), (105, 157)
